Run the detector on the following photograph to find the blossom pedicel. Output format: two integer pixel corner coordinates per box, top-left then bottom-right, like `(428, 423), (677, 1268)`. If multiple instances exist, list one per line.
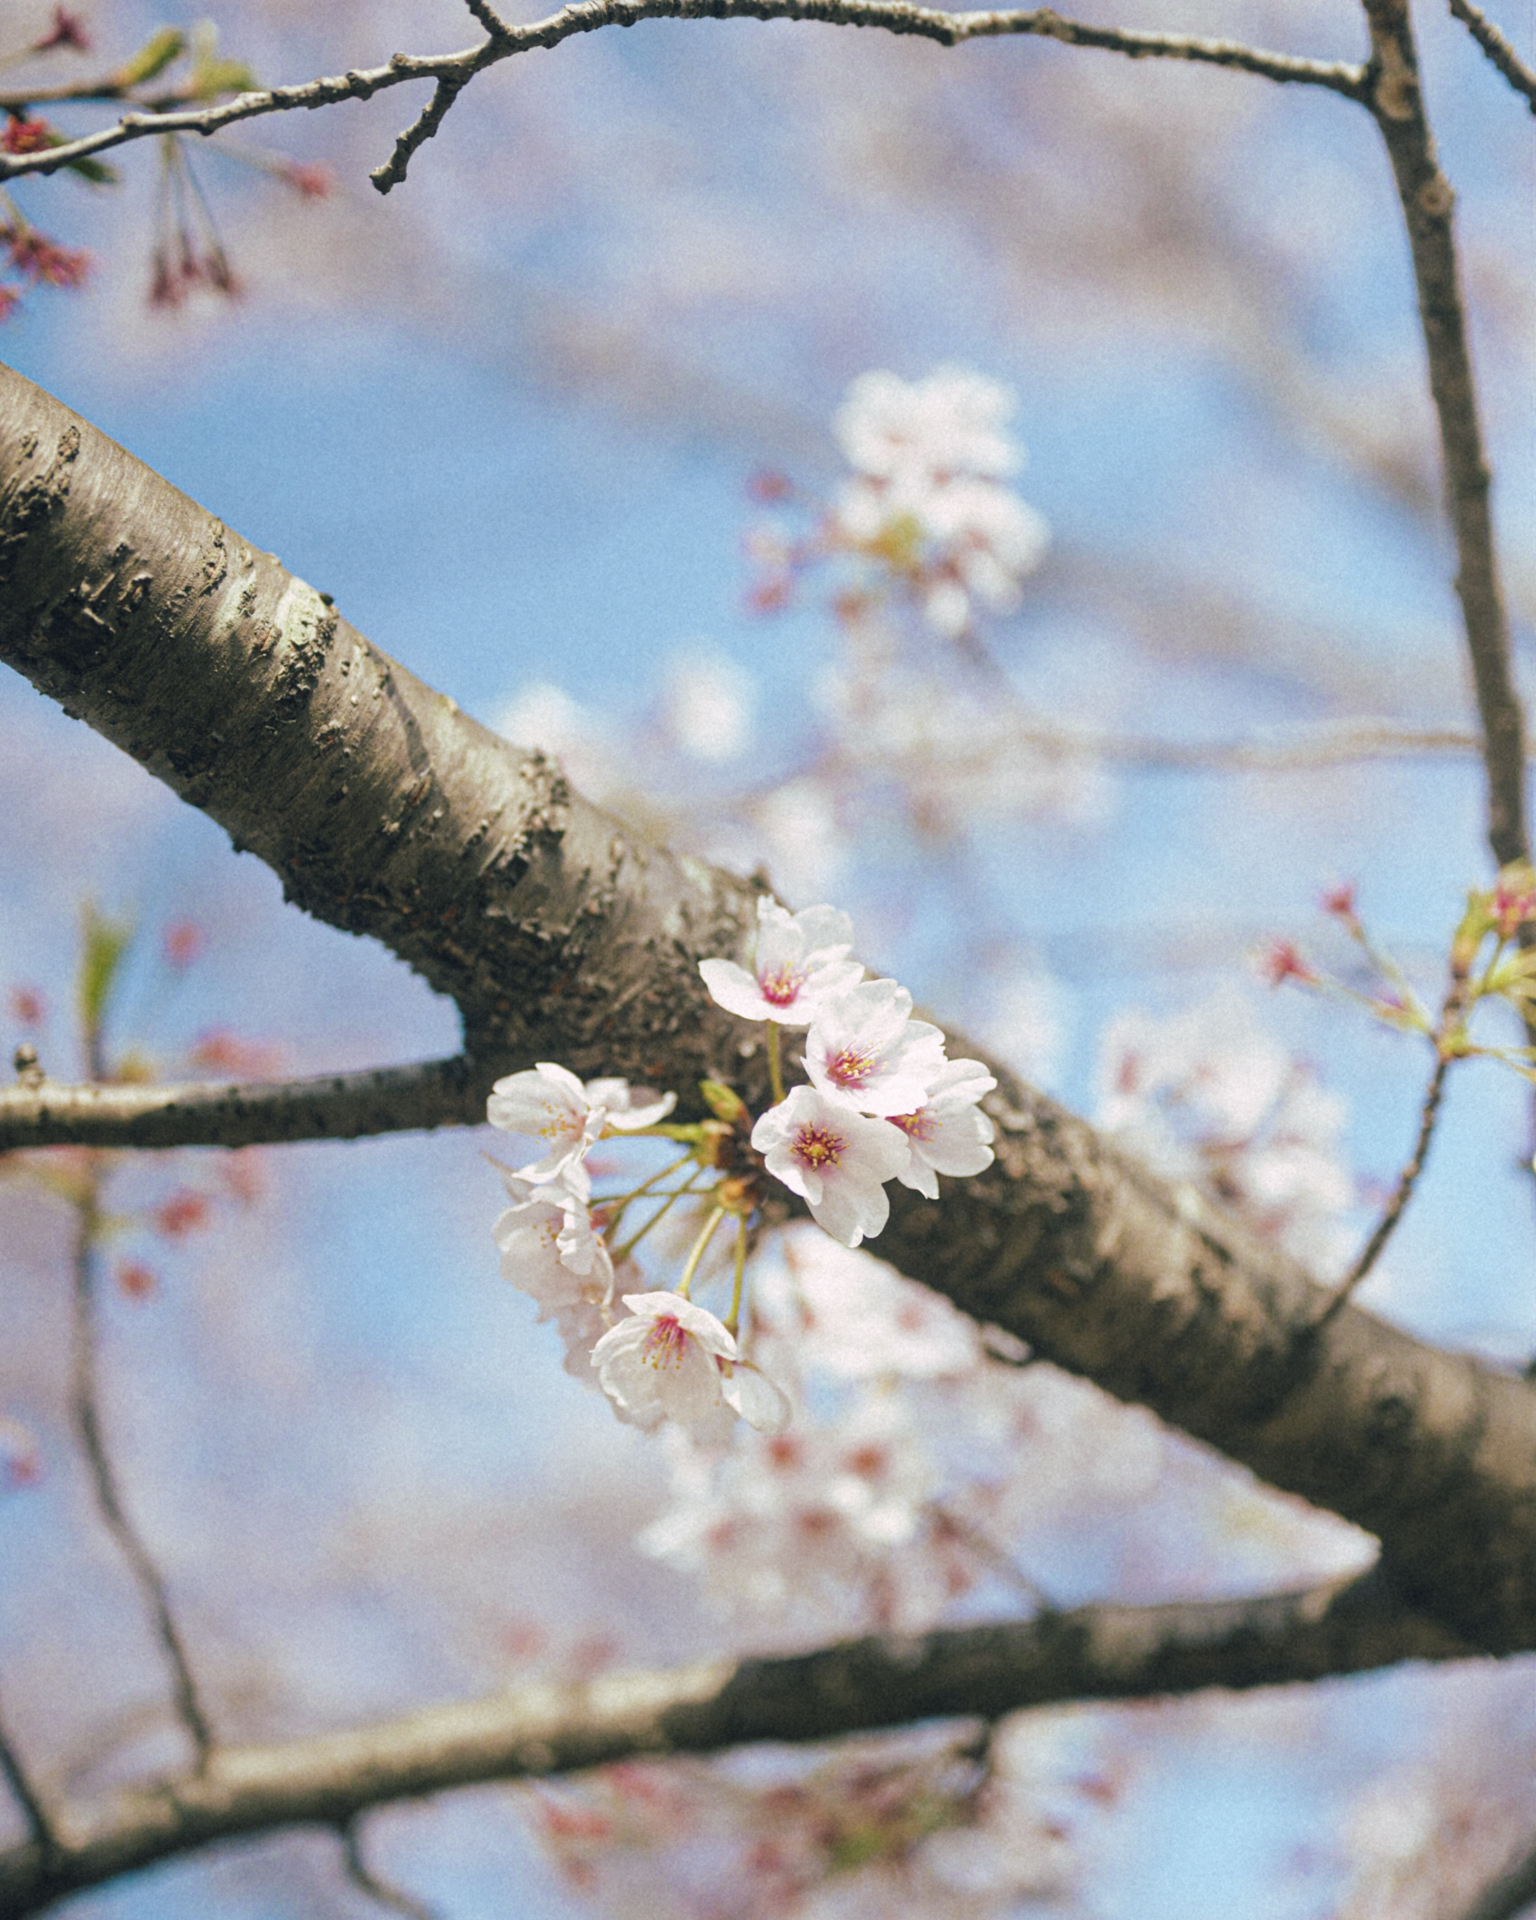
(487, 900), (996, 1436)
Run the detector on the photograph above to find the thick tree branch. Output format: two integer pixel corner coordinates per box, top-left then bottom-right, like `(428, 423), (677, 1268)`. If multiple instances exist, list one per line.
(1446, 0), (1536, 110)
(0, 1576), (1474, 1918)
(0, 1056), (483, 1152)
(0, 5), (1368, 193)
(1, 362), (1531, 1656)
(1361, 0), (1531, 878)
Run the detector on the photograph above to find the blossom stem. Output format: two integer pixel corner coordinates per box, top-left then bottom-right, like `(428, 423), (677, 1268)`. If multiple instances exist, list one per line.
(597, 1150), (697, 1234)
(675, 1205), (726, 1301)
(766, 1022), (786, 1105)
(1317, 960), (1472, 1329)
(723, 1216), (748, 1336)
(610, 1168), (709, 1263)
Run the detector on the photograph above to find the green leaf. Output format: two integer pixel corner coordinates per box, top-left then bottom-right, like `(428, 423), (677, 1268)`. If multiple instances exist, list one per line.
(189, 21), (258, 101)
(77, 902), (134, 1041)
(64, 156), (120, 185)
(111, 27), (187, 90)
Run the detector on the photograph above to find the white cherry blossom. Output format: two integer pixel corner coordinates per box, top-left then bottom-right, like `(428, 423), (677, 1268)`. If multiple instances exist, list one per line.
(834, 367), (1022, 484)
(493, 1172), (610, 1320)
(804, 979), (947, 1117)
(486, 1062), (674, 1192)
(720, 1358), (793, 1434)
(751, 1084), (910, 1247)
(590, 1291), (737, 1429)
(699, 895), (863, 1026)
(579, 1077), (677, 1131)
(890, 1057), (998, 1198)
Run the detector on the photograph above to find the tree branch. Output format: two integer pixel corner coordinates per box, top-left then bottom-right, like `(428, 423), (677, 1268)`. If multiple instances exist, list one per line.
(1446, 0), (1536, 111)
(0, 1575), (1472, 1918)
(0, 1056), (483, 1153)
(1, 364), (1532, 1656)
(1361, 0), (1531, 878)
(0, 4), (1369, 193)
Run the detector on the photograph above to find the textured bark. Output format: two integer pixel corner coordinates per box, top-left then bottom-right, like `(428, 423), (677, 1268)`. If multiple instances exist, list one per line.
(0, 1057), (481, 1151)
(2, 362), (1533, 1656)
(0, 1577), (1471, 1918)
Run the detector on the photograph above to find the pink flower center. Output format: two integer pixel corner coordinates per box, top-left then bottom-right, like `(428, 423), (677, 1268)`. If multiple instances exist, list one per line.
(825, 1044), (879, 1091)
(757, 962), (807, 1008)
(891, 1109), (935, 1140)
(793, 1123), (846, 1170)
(641, 1315), (689, 1370)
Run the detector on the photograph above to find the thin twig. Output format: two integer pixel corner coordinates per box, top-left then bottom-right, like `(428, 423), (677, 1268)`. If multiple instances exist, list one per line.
(0, 1704), (53, 1856)
(371, 75), (469, 193)
(0, 1055), (482, 1153)
(461, 0), (516, 37)
(0, 4), (1369, 192)
(1447, 0), (1536, 109)
(1318, 1050), (1448, 1327)
(338, 1820), (439, 1920)
(68, 1180), (214, 1767)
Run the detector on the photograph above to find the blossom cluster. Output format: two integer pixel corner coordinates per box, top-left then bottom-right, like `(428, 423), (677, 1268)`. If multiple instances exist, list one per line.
(488, 899), (997, 1439)
(829, 367), (1051, 641)
(1095, 989), (1358, 1279)
(704, 897), (997, 1242)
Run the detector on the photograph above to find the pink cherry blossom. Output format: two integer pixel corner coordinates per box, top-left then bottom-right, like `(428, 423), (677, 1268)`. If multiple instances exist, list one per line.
(804, 979), (947, 1117)
(890, 1057), (998, 1198)
(699, 897), (863, 1027)
(751, 1085), (909, 1247)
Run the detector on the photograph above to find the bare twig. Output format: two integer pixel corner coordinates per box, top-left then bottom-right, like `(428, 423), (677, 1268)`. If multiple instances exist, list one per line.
(338, 1821), (439, 1920)
(1447, 0), (1536, 109)
(996, 719), (1498, 772)
(0, 1574), (1472, 1917)
(460, 0), (516, 37)
(0, 1056), (483, 1153)
(1319, 1050), (1448, 1326)
(371, 76), (471, 194)
(0, 1707), (52, 1857)
(68, 1182), (214, 1768)
(0, 4), (1369, 193)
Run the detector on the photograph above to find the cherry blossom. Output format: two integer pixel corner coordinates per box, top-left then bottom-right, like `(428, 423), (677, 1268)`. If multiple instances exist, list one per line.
(804, 979), (947, 1117)
(699, 896), (863, 1026)
(720, 1358), (792, 1435)
(834, 367), (1022, 484)
(890, 1057), (998, 1197)
(1096, 992), (1357, 1277)
(751, 1085), (910, 1247)
(493, 1171), (610, 1321)
(487, 1063), (674, 1191)
(591, 1292), (738, 1429)
(828, 367), (1048, 640)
